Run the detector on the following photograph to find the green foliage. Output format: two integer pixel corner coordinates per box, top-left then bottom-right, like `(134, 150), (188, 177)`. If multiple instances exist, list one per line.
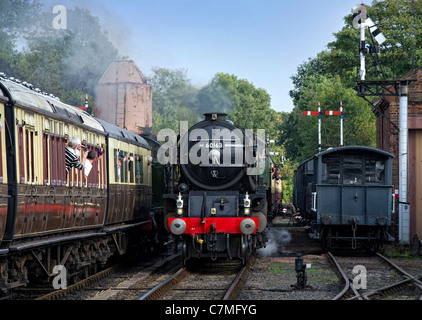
(0, 0), (41, 74)
(284, 74), (376, 163)
(0, 4), (118, 108)
(149, 67), (200, 137)
(210, 73), (279, 138)
(282, 0), (422, 165)
(149, 69), (280, 142)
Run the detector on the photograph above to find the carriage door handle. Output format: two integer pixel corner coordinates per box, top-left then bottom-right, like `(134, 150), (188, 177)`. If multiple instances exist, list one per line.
(354, 193), (358, 202)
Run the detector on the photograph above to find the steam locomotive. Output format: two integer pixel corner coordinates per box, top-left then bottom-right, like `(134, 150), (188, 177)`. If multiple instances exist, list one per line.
(163, 113), (281, 265)
(0, 74), (167, 295)
(293, 146), (394, 251)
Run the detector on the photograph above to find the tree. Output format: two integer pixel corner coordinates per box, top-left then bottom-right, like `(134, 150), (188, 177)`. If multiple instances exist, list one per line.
(14, 6), (118, 107)
(327, 0), (422, 82)
(283, 0), (422, 164)
(149, 67), (200, 137)
(0, 0), (41, 75)
(283, 73), (375, 163)
(204, 73), (279, 139)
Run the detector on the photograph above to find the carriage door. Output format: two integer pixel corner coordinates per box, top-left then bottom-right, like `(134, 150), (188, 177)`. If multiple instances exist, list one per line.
(341, 154), (366, 225)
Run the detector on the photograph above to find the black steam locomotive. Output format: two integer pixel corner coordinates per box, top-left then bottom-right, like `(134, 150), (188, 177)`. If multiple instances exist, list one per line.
(293, 146), (395, 251)
(163, 113), (277, 265)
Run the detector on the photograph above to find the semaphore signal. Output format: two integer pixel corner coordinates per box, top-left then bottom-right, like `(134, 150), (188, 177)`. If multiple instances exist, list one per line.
(325, 102), (344, 147)
(303, 102), (345, 151)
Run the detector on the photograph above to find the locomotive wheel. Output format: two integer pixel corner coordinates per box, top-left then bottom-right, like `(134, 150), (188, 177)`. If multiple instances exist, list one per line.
(251, 211), (267, 233)
(182, 238), (189, 267)
(371, 228), (381, 252)
(164, 212), (176, 233)
(320, 227), (331, 252)
(240, 234), (252, 265)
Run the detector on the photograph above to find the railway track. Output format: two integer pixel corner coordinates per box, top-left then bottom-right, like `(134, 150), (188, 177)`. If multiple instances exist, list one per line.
(328, 250), (422, 300)
(27, 252), (180, 300)
(139, 254), (257, 300)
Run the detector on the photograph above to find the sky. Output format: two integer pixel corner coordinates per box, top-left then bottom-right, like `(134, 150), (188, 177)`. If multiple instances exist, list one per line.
(43, 0), (365, 113)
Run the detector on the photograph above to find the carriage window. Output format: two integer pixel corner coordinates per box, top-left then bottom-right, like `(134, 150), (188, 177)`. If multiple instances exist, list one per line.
(26, 129), (35, 183)
(343, 155), (363, 185)
(43, 133), (49, 184)
(365, 159), (385, 184)
(122, 151), (128, 183)
(321, 155), (340, 184)
(136, 155), (143, 184)
(114, 149), (120, 183)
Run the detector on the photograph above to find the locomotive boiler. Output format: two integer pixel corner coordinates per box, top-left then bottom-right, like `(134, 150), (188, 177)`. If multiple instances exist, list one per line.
(163, 113), (274, 266)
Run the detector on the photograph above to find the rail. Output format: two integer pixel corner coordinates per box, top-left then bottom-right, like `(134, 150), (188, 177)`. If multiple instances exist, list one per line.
(347, 252), (422, 300)
(139, 255), (256, 300)
(327, 252), (352, 300)
(36, 264), (120, 300)
(139, 267), (188, 300)
(223, 254), (256, 300)
(329, 250), (422, 300)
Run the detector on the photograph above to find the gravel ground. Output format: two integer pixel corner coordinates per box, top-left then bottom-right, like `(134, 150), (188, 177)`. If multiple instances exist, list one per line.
(238, 254), (341, 300)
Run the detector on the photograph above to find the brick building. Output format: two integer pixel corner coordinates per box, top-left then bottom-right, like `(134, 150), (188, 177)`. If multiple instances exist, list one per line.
(374, 67), (422, 240)
(95, 59), (152, 135)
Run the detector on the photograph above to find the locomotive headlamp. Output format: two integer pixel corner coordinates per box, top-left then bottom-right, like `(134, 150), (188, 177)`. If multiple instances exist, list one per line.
(176, 193), (184, 208)
(176, 193), (184, 215)
(244, 192), (251, 215)
(244, 192), (251, 208)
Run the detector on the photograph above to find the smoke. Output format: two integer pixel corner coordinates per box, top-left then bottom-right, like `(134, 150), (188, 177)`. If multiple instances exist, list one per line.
(258, 229), (292, 257)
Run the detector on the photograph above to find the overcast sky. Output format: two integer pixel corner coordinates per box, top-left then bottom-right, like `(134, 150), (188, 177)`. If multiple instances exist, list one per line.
(43, 0), (365, 113)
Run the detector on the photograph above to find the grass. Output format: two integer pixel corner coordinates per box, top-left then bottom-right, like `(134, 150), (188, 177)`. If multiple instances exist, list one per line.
(267, 263), (338, 284)
(380, 243), (422, 259)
